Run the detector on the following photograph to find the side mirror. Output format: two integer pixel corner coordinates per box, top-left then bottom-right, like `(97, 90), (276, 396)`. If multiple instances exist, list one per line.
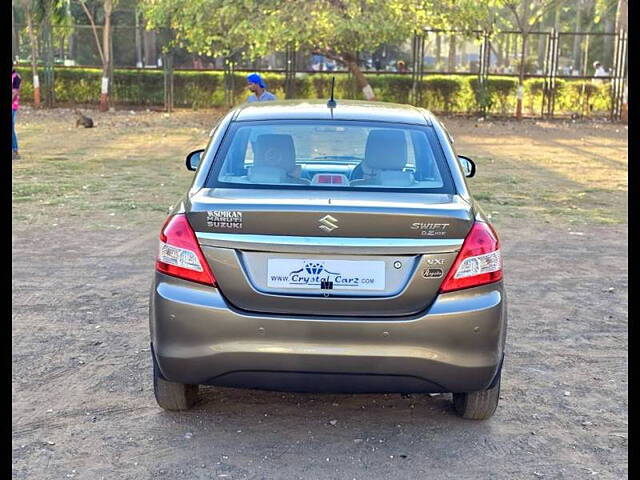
(186, 149), (205, 171)
(457, 155), (476, 178)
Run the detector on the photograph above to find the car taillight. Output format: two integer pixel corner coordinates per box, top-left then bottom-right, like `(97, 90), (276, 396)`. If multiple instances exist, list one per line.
(439, 221), (502, 293)
(155, 214), (217, 286)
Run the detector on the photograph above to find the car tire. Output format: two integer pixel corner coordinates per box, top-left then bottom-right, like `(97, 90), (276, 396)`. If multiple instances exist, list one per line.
(152, 354), (199, 411)
(452, 371), (501, 420)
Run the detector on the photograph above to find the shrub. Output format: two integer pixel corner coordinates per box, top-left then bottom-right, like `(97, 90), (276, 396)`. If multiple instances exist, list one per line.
(523, 78), (567, 115)
(12, 65), (614, 117)
(368, 74), (413, 104)
(421, 76), (464, 113)
(468, 77), (518, 115)
(557, 80), (611, 115)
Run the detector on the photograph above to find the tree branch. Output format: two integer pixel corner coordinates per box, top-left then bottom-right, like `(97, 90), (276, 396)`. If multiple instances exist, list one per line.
(532, 0), (563, 27)
(505, 2), (525, 33)
(76, 0), (105, 65)
(313, 48), (347, 65)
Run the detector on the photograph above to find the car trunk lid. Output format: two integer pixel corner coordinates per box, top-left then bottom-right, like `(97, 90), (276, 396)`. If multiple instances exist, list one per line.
(188, 188), (474, 317)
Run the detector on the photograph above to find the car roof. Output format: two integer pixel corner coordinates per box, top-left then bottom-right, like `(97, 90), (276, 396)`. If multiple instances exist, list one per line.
(232, 99), (433, 126)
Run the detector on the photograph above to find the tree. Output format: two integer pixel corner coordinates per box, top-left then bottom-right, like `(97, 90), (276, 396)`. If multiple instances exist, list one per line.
(18, 0), (42, 106)
(12, 5), (19, 60)
(75, 0), (118, 111)
(500, 0), (565, 119)
(141, 0), (441, 101)
(16, 0), (70, 107)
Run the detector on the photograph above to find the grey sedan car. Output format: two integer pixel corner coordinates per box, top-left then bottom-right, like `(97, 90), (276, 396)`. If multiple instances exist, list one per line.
(150, 99), (506, 420)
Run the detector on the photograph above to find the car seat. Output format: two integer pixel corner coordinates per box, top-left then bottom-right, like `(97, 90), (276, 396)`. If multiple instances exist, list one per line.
(247, 134), (309, 184)
(351, 129), (415, 187)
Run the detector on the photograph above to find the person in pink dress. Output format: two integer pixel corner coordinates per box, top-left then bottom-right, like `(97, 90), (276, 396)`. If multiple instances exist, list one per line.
(12, 63), (22, 160)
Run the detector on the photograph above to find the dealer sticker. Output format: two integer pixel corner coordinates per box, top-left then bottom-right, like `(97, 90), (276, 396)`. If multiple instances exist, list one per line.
(267, 259), (385, 290)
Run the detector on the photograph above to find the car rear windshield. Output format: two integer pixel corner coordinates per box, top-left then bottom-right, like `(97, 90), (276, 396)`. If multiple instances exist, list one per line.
(206, 120), (455, 193)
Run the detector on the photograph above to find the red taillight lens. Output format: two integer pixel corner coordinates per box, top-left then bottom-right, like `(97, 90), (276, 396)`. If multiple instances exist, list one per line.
(439, 221), (502, 293)
(155, 214), (217, 286)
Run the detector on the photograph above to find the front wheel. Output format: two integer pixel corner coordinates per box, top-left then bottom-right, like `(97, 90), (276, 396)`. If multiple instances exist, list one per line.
(452, 372), (501, 420)
(152, 354), (199, 411)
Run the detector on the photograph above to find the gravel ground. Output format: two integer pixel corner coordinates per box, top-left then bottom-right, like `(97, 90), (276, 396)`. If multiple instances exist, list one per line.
(12, 112), (627, 479)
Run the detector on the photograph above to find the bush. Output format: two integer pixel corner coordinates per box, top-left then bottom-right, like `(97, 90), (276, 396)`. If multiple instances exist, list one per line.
(557, 80), (611, 115)
(13, 66), (614, 117)
(524, 78), (567, 115)
(369, 75), (413, 104)
(421, 76), (465, 113)
(469, 77), (518, 115)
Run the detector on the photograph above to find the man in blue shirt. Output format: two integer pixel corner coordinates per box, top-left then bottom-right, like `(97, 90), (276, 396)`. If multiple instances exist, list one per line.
(246, 73), (277, 102)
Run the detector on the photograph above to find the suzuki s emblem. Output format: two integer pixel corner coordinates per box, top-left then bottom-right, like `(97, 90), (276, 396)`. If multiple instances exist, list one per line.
(318, 215), (339, 233)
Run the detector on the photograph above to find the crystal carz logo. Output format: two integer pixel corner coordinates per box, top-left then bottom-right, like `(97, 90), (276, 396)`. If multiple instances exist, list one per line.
(267, 259), (385, 290)
(207, 210), (243, 229)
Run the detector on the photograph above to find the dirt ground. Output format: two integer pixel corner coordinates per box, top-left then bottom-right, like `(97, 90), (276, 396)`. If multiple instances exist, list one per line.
(12, 108), (627, 479)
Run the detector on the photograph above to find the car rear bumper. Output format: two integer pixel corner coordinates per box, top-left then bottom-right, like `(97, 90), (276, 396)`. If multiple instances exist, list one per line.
(150, 273), (507, 393)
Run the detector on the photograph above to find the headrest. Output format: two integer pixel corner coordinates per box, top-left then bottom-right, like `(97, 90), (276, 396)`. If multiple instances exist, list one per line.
(247, 166), (288, 183)
(364, 129), (407, 171)
(253, 134), (296, 173)
(375, 170), (415, 186)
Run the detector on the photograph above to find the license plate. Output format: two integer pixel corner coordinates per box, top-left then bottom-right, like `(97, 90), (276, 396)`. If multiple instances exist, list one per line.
(267, 259), (386, 290)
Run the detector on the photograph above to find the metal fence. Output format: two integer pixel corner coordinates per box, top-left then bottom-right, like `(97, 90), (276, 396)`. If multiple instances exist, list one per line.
(13, 24), (628, 120)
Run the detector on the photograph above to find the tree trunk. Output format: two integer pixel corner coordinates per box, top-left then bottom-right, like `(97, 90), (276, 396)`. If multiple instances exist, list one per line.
(135, 10), (143, 67)
(26, 8), (41, 107)
(459, 40), (467, 70)
(346, 59), (375, 100)
(496, 38), (504, 69)
(319, 50), (376, 100)
(100, 0), (113, 112)
(505, 34), (510, 68)
(603, 16), (614, 68)
(448, 35), (456, 72)
(435, 34), (441, 68)
(69, 32), (76, 63)
(12, 5), (18, 60)
(537, 16), (546, 72)
(144, 30), (157, 67)
(615, 0), (627, 31)
(516, 33), (527, 120)
(519, 34), (527, 85)
(573, 1), (582, 71)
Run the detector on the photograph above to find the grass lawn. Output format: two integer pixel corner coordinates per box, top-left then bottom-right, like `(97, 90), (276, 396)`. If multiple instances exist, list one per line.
(12, 107), (627, 230)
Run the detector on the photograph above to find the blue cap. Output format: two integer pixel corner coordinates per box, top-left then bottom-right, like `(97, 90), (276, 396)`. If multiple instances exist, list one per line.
(247, 73), (266, 88)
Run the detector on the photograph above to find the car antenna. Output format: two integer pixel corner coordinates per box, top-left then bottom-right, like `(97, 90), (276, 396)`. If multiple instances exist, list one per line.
(327, 76), (337, 109)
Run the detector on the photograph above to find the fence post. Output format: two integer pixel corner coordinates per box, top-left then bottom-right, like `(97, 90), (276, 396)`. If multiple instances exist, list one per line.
(542, 29), (559, 118)
(610, 29), (627, 121)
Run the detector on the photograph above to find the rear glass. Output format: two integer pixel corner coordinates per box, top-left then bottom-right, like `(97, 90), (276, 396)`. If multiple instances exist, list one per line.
(206, 120), (454, 193)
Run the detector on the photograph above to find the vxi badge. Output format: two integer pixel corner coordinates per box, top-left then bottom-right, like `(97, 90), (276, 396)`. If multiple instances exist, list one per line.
(318, 215), (339, 233)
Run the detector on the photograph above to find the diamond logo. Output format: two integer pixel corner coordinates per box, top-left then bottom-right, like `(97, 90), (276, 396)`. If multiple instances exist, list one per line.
(318, 215), (339, 233)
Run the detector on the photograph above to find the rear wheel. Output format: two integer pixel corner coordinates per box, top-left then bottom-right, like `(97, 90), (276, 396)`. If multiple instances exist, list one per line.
(452, 372), (501, 420)
(152, 354), (199, 411)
